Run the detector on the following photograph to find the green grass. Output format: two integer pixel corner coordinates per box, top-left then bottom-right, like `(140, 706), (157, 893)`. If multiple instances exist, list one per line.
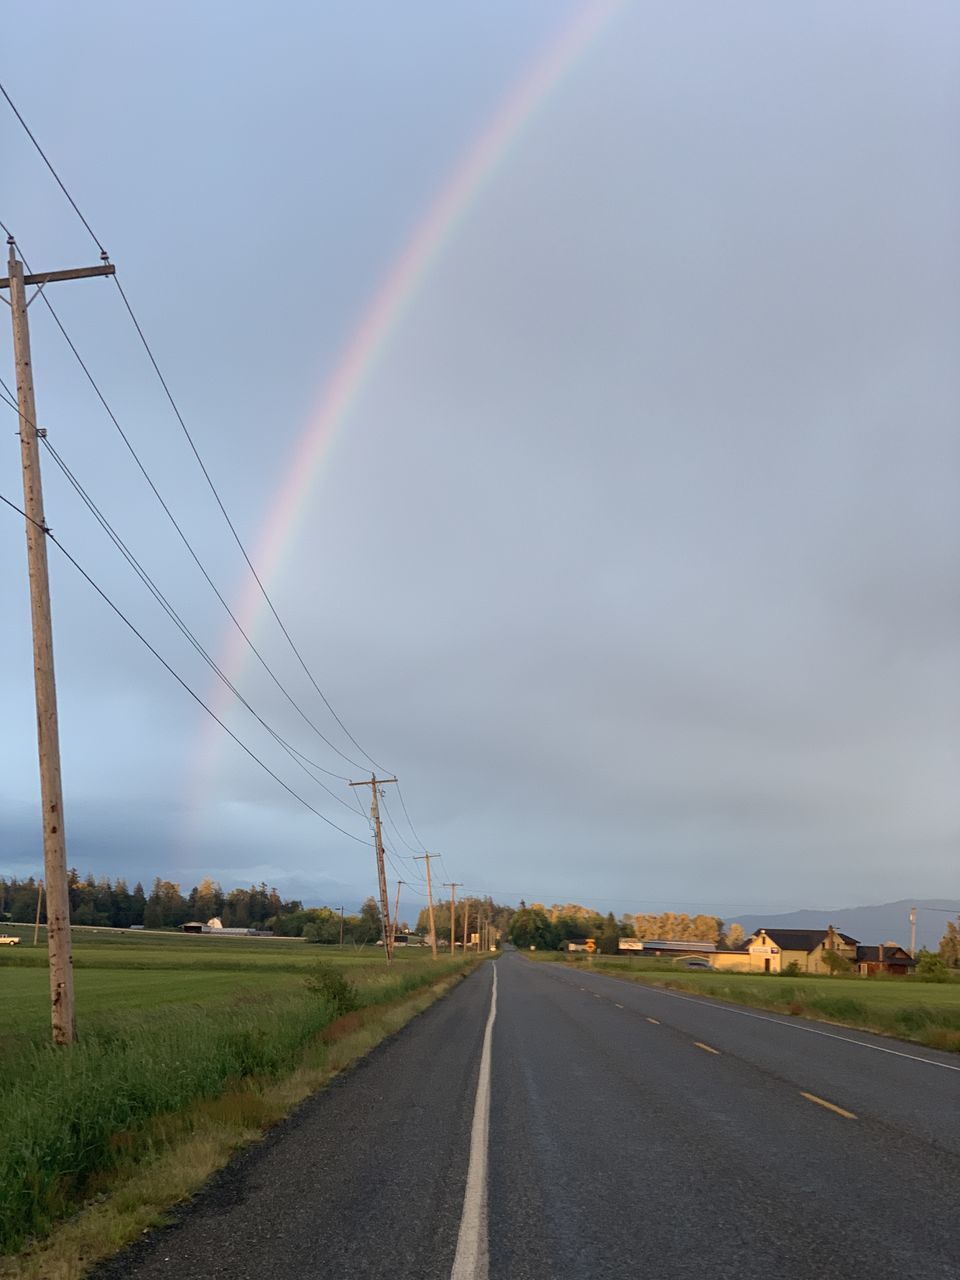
(0, 925), (474, 1256)
(535, 953), (960, 1052)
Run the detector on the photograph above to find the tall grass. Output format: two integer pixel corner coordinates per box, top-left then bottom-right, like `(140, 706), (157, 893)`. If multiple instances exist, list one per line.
(0, 956), (472, 1254)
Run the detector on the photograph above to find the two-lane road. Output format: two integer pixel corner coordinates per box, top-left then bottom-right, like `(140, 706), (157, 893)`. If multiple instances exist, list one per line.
(100, 953), (960, 1280)
(490, 955), (960, 1278)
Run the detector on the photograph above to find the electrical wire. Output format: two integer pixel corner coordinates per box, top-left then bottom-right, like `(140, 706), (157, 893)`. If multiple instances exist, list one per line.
(0, 223), (364, 779)
(0, 76), (443, 854)
(396, 783), (429, 851)
(38, 434), (367, 822)
(111, 269), (390, 777)
(0, 373), (364, 820)
(0, 485), (369, 843)
(0, 85), (389, 775)
(0, 81), (108, 256)
(379, 792), (421, 855)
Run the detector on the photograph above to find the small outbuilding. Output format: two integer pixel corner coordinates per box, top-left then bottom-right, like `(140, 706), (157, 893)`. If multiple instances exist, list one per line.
(855, 944), (916, 976)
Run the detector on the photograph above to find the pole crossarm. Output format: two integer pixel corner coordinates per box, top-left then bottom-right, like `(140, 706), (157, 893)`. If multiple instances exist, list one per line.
(0, 263), (115, 290)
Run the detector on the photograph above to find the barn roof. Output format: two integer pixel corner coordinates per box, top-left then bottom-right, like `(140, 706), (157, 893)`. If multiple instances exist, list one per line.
(856, 945), (915, 964)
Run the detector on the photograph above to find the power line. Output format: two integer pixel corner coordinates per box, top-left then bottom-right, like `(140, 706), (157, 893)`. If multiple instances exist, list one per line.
(379, 792), (421, 855)
(36, 432), (367, 822)
(0, 485), (370, 844)
(0, 81), (442, 850)
(0, 83), (388, 776)
(396, 783), (428, 851)
(1, 372), (363, 816)
(0, 223), (364, 779)
(111, 270), (390, 777)
(0, 81), (107, 256)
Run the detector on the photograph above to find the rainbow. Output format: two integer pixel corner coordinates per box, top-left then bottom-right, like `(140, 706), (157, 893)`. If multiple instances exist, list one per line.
(197, 0), (624, 811)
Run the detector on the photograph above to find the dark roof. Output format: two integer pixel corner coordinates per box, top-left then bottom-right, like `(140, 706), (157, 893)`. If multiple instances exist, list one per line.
(856, 945), (915, 965)
(756, 928), (859, 953)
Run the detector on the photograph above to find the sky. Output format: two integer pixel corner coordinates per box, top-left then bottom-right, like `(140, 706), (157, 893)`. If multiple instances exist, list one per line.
(1, 1), (958, 925)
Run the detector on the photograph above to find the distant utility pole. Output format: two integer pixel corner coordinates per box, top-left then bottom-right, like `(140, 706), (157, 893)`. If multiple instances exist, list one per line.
(393, 880), (404, 944)
(444, 882), (462, 954)
(336, 905), (344, 948)
(3, 239), (114, 1046)
(414, 854), (438, 959)
(910, 905), (917, 957)
(348, 774), (397, 961)
(33, 879), (44, 946)
(462, 897), (469, 953)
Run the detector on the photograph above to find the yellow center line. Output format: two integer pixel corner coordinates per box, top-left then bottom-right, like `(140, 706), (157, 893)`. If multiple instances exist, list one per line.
(646, 1017), (660, 1025)
(615, 1003), (624, 1009)
(800, 1091), (857, 1120)
(694, 1041), (720, 1055)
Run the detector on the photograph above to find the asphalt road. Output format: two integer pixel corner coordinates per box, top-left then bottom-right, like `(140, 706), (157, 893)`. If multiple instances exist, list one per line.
(99, 952), (960, 1280)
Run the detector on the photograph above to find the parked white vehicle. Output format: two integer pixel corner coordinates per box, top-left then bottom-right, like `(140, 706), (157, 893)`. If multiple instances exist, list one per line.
(0, 935), (21, 946)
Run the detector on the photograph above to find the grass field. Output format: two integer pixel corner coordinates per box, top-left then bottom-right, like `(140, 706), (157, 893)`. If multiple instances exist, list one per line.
(527, 953), (960, 1052)
(0, 925), (476, 1260)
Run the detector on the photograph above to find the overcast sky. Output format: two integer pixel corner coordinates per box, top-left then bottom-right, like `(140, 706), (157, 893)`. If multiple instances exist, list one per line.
(2, 1), (958, 923)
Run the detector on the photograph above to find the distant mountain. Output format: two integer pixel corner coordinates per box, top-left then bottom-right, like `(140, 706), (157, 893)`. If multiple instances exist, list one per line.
(731, 899), (960, 952)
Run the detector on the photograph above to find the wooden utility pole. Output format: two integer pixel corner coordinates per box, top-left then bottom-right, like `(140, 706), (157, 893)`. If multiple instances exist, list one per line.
(444, 882), (461, 954)
(414, 854), (438, 959)
(910, 905), (917, 957)
(348, 774), (397, 961)
(336, 905), (344, 948)
(393, 880), (404, 945)
(462, 897), (469, 952)
(2, 241), (113, 1045)
(33, 879), (44, 946)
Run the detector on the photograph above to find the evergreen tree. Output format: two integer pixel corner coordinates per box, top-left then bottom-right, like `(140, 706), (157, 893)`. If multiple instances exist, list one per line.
(599, 912), (620, 955)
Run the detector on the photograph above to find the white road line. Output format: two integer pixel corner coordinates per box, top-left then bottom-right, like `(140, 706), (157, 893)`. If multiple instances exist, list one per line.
(451, 963), (498, 1280)
(563, 973), (960, 1074)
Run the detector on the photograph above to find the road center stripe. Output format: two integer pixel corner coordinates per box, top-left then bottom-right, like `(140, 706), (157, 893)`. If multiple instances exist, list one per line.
(555, 970), (960, 1074)
(694, 1041), (720, 1055)
(801, 1091), (857, 1120)
(451, 963), (498, 1280)
(628, 983), (960, 1073)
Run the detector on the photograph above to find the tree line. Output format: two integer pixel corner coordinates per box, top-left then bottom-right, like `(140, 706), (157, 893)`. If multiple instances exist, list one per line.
(507, 903), (747, 952)
(0, 873), (303, 931)
(8, 870), (955, 965)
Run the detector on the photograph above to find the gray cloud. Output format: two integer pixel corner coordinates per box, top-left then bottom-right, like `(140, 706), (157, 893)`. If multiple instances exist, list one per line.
(2, 1), (958, 918)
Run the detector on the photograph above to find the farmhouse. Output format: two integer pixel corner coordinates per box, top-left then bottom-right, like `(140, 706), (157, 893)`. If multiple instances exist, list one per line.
(712, 927), (917, 975)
